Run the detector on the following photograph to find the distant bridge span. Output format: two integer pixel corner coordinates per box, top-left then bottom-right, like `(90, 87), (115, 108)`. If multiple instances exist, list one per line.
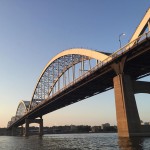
(8, 8), (150, 137)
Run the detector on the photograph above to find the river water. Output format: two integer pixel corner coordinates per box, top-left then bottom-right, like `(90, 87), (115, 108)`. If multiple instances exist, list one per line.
(0, 133), (150, 150)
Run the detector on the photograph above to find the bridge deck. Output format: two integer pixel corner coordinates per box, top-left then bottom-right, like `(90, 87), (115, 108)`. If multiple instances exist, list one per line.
(8, 36), (150, 129)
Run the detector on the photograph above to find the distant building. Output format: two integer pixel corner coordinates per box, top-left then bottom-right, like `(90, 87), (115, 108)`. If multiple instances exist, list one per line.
(144, 122), (150, 125)
(70, 125), (77, 132)
(91, 126), (101, 132)
(101, 123), (110, 130)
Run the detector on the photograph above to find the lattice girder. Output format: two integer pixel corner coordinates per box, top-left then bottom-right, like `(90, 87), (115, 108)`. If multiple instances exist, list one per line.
(29, 48), (109, 110)
(16, 100), (29, 117)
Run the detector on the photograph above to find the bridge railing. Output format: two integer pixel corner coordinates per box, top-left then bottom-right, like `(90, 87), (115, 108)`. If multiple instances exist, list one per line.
(7, 115), (23, 128)
(10, 31), (150, 125)
(110, 31), (150, 59)
(29, 31), (150, 112)
(52, 31), (150, 97)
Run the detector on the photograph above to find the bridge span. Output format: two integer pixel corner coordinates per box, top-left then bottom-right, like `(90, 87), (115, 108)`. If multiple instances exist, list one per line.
(7, 8), (150, 137)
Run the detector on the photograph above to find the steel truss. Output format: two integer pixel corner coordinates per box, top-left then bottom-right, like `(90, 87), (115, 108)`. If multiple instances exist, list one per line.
(30, 54), (94, 109)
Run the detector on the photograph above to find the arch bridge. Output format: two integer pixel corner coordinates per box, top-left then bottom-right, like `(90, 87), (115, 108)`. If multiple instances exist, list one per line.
(7, 8), (150, 137)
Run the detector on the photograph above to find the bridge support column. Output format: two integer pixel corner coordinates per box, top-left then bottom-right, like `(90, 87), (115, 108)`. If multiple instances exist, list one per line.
(39, 119), (43, 136)
(12, 127), (17, 136)
(113, 74), (141, 137)
(24, 118), (43, 136)
(25, 119), (29, 136)
(19, 126), (24, 136)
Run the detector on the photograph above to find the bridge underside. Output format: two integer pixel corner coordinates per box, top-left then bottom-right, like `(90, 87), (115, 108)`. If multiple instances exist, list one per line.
(114, 74), (150, 137)
(29, 37), (150, 118)
(9, 37), (150, 136)
(124, 39), (150, 79)
(7, 7), (150, 138)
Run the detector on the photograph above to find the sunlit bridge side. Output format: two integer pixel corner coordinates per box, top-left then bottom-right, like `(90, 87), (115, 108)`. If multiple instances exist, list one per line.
(29, 48), (110, 110)
(7, 101), (30, 128)
(7, 8), (150, 138)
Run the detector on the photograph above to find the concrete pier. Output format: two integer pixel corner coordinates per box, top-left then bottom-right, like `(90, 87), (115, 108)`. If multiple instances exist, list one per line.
(113, 72), (150, 137)
(24, 118), (43, 136)
(113, 74), (141, 137)
(12, 127), (17, 136)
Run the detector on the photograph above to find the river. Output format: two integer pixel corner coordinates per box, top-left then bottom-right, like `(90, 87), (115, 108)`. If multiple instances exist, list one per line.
(0, 133), (150, 150)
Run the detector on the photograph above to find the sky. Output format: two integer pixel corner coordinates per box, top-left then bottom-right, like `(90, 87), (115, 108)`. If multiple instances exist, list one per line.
(0, 0), (150, 127)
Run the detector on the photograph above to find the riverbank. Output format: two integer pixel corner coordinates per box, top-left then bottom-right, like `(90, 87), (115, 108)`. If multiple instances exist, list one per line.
(0, 125), (117, 136)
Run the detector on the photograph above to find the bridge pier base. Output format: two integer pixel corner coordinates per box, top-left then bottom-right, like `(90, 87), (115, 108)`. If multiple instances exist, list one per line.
(24, 118), (43, 136)
(39, 119), (43, 136)
(12, 127), (17, 136)
(20, 126), (24, 136)
(25, 119), (29, 136)
(113, 74), (141, 137)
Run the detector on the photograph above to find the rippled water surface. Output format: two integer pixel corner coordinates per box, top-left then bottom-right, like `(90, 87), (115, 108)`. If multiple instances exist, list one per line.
(0, 133), (150, 150)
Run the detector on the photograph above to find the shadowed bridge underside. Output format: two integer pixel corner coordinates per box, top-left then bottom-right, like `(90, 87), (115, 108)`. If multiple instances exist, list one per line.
(8, 34), (150, 128)
(7, 8), (150, 137)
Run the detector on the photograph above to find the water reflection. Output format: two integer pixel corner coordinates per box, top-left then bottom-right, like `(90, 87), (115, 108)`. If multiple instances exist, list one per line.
(118, 137), (143, 150)
(1, 134), (150, 150)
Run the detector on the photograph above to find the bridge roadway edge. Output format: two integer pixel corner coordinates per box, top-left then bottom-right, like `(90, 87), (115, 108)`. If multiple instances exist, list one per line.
(8, 37), (150, 137)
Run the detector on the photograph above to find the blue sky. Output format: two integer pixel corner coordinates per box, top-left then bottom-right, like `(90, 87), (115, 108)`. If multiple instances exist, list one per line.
(0, 1), (150, 127)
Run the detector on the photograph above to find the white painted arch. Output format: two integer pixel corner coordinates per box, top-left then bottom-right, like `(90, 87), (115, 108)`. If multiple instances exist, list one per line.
(16, 100), (30, 116)
(40, 48), (109, 84)
(29, 48), (109, 110)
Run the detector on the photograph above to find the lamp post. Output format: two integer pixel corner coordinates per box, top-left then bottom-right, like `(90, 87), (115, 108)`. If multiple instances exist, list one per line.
(119, 33), (125, 48)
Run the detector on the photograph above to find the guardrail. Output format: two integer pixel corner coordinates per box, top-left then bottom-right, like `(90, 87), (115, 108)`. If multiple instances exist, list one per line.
(10, 31), (150, 126)
(30, 31), (150, 112)
(48, 31), (150, 101)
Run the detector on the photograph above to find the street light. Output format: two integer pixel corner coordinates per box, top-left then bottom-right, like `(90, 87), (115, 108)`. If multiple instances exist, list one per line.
(119, 33), (125, 48)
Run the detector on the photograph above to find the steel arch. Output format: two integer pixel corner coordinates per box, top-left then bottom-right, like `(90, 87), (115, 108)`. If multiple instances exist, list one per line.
(16, 100), (30, 117)
(29, 48), (109, 110)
